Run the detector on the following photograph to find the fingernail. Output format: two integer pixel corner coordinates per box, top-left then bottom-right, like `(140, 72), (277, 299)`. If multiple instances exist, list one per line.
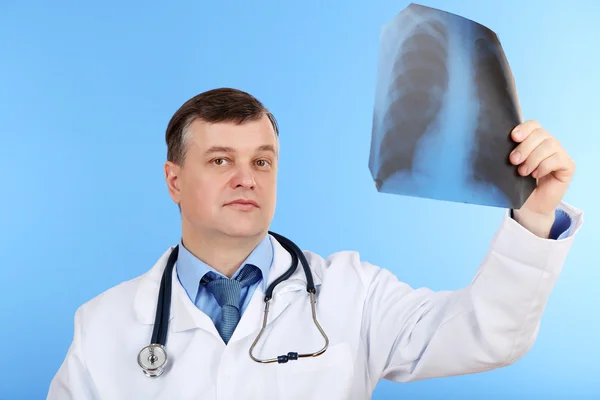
(511, 151), (521, 163)
(513, 129), (521, 139)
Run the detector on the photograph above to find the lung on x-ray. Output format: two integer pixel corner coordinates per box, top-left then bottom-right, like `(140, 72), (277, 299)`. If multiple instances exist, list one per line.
(369, 3), (536, 209)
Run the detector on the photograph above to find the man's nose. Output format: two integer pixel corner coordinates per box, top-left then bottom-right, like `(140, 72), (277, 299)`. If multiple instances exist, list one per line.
(231, 166), (256, 188)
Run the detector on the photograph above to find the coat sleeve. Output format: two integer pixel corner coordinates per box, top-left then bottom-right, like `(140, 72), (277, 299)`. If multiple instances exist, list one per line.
(360, 201), (583, 385)
(47, 306), (99, 400)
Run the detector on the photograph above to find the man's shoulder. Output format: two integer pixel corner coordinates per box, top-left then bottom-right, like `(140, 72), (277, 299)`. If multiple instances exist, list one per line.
(74, 269), (151, 329)
(301, 247), (388, 286)
(76, 247), (174, 321)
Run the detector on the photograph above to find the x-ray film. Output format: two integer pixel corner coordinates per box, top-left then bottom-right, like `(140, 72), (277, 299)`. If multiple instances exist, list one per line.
(369, 3), (536, 209)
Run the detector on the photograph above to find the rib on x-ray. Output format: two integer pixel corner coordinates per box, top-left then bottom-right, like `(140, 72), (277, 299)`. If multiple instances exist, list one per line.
(369, 3), (536, 209)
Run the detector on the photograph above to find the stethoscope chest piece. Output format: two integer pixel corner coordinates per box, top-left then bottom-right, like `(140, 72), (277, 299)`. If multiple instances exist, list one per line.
(138, 343), (168, 378)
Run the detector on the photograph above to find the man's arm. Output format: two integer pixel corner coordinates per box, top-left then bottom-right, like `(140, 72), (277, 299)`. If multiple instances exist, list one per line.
(361, 201), (583, 385)
(47, 306), (99, 400)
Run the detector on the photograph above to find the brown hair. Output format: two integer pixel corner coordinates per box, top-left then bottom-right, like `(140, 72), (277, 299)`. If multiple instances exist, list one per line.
(165, 88), (279, 165)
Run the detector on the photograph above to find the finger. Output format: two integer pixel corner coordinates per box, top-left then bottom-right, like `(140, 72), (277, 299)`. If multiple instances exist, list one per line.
(517, 137), (561, 176)
(531, 153), (559, 179)
(533, 152), (576, 182)
(511, 120), (542, 143)
(510, 128), (552, 165)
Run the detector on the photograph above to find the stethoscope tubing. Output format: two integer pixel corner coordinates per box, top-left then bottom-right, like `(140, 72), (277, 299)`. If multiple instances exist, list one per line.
(139, 231), (328, 377)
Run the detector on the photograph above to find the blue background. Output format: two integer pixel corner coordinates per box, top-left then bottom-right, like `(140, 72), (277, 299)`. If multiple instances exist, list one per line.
(1, 0), (597, 398)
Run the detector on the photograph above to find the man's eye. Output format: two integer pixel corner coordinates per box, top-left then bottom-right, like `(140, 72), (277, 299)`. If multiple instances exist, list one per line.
(256, 160), (270, 167)
(212, 158), (228, 165)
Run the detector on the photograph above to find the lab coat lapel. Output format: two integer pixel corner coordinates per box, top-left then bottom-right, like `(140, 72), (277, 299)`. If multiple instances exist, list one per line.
(227, 234), (313, 345)
(133, 247), (221, 340)
(170, 267), (220, 336)
(133, 247), (174, 326)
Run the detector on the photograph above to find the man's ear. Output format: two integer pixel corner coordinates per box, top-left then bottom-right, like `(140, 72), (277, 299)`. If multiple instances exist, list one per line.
(164, 161), (182, 204)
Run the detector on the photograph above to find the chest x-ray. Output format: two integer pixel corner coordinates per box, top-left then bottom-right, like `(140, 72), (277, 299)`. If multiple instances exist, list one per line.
(369, 3), (536, 209)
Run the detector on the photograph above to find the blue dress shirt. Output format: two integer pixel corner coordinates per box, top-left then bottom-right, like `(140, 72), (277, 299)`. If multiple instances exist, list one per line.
(511, 208), (573, 240)
(176, 208), (572, 323)
(176, 234), (274, 327)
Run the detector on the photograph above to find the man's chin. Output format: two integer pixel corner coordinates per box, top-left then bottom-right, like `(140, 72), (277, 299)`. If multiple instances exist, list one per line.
(219, 224), (267, 239)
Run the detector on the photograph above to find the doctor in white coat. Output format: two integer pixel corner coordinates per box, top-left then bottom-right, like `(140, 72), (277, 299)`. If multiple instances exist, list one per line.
(48, 88), (583, 400)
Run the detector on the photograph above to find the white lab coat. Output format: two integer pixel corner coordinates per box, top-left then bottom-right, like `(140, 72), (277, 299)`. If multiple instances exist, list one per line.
(47, 202), (583, 400)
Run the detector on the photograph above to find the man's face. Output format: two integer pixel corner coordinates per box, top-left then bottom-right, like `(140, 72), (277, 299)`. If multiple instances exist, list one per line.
(165, 115), (278, 240)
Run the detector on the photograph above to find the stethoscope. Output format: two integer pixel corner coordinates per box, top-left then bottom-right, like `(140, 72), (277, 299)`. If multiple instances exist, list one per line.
(137, 231), (330, 378)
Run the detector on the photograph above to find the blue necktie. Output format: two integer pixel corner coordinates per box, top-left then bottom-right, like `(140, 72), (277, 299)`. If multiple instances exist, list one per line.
(202, 264), (262, 344)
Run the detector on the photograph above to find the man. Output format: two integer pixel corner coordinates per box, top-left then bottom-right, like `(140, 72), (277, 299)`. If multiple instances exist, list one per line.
(48, 88), (583, 399)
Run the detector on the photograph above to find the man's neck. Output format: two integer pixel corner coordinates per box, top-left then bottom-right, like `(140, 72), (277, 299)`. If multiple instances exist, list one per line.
(181, 227), (264, 278)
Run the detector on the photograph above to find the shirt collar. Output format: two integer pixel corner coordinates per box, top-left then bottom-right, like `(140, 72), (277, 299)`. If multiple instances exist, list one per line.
(176, 234), (274, 303)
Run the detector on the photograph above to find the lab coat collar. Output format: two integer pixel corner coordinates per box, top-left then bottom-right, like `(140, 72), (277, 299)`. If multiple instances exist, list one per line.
(133, 234), (324, 342)
(227, 234), (324, 345)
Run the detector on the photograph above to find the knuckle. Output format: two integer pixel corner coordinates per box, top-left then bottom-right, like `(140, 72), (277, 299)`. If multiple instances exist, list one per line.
(541, 136), (554, 148)
(525, 159), (536, 169)
(538, 128), (551, 139)
(528, 128), (546, 142)
(541, 136), (558, 151)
